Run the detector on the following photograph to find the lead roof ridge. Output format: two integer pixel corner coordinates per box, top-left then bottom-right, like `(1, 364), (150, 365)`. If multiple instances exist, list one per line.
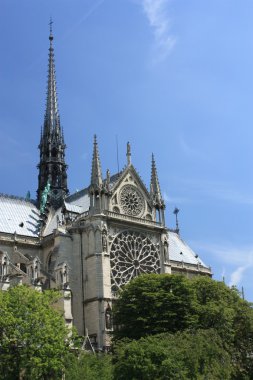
(0, 193), (37, 205)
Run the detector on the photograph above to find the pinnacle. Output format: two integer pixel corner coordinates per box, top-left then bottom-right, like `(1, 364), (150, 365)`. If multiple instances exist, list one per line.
(150, 153), (163, 206)
(90, 135), (103, 188)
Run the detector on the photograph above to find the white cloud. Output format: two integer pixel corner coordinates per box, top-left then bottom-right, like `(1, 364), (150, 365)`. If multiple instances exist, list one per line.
(190, 240), (253, 288)
(191, 241), (253, 266)
(140, 0), (176, 62)
(229, 265), (250, 287)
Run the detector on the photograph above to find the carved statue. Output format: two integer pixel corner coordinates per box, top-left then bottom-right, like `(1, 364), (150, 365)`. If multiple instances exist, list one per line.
(102, 225), (108, 252)
(126, 142), (131, 165)
(40, 181), (51, 214)
(163, 239), (169, 263)
(105, 304), (112, 329)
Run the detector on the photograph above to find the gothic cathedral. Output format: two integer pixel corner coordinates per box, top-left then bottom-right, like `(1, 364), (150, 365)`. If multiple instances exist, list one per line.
(0, 27), (211, 350)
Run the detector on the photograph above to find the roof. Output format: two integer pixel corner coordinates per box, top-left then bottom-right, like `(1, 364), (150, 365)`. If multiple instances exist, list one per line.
(168, 231), (208, 268)
(64, 173), (120, 214)
(66, 189), (90, 212)
(0, 194), (40, 237)
(64, 202), (83, 214)
(42, 207), (63, 236)
(0, 192), (208, 271)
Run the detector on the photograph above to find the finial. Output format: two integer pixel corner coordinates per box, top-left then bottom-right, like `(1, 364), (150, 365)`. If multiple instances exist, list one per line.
(90, 134), (103, 188)
(126, 142), (131, 165)
(173, 207), (180, 233)
(49, 17), (53, 41)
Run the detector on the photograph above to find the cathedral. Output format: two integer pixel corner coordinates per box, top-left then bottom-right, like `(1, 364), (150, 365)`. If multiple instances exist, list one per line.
(0, 26), (211, 350)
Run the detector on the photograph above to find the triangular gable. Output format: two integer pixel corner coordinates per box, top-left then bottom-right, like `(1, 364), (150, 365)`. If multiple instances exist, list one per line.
(111, 164), (150, 200)
(109, 164), (153, 217)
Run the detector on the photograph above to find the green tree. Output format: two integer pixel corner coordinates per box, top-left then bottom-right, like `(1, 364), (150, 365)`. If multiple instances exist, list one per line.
(113, 274), (197, 340)
(0, 286), (70, 380)
(191, 276), (253, 379)
(113, 274), (253, 379)
(65, 352), (113, 380)
(113, 330), (232, 380)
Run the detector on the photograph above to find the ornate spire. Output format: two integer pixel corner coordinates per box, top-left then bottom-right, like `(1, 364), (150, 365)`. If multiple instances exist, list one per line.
(37, 21), (68, 209)
(44, 19), (61, 140)
(90, 135), (103, 190)
(150, 153), (164, 207)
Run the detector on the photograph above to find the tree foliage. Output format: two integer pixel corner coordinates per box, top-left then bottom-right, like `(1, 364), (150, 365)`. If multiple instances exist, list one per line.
(113, 274), (253, 379)
(113, 274), (197, 340)
(113, 330), (232, 380)
(0, 286), (70, 380)
(65, 352), (113, 380)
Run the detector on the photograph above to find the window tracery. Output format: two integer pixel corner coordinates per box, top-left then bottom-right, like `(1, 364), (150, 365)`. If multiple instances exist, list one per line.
(110, 231), (160, 291)
(119, 185), (144, 217)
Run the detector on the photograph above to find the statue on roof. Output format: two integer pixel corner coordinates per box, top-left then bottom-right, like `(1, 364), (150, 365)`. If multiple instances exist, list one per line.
(40, 181), (51, 214)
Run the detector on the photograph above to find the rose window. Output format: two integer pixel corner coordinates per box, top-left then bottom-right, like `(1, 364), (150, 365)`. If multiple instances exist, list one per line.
(119, 185), (144, 216)
(110, 231), (160, 292)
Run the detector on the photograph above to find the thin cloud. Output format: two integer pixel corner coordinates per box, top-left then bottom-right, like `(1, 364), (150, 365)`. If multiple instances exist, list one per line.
(179, 178), (253, 206)
(229, 265), (250, 287)
(190, 240), (253, 287)
(179, 136), (208, 161)
(191, 241), (253, 266)
(62, 0), (105, 40)
(27, 0), (105, 71)
(140, 0), (176, 62)
(163, 191), (189, 204)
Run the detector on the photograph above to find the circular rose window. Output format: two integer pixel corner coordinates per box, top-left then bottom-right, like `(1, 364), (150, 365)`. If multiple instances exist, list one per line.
(110, 231), (160, 292)
(119, 185), (144, 217)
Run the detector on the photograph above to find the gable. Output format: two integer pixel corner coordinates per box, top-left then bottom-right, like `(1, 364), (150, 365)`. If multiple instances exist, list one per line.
(109, 165), (153, 219)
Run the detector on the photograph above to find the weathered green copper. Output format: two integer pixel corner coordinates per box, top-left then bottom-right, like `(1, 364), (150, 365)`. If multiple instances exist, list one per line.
(40, 181), (51, 214)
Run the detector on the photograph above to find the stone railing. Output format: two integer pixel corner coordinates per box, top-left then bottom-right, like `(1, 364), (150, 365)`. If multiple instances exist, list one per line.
(103, 211), (162, 227)
(73, 209), (163, 228)
(170, 260), (212, 274)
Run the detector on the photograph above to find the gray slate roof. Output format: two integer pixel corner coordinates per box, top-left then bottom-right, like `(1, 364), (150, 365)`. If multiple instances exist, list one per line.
(0, 194), (40, 237)
(66, 190), (90, 212)
(168, 231), (208, 268)
(0, 192), (209, 269)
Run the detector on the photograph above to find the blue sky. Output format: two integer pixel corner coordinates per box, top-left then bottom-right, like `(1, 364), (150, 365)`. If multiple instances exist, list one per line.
(1, 0), (253, 301)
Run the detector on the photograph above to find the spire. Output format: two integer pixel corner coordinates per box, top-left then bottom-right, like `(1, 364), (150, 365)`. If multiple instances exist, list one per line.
(90, 135), (103, 189)
(37, 21), (68, 209)
(44, 18), (61, 139)
(150, 153), (163, 207)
